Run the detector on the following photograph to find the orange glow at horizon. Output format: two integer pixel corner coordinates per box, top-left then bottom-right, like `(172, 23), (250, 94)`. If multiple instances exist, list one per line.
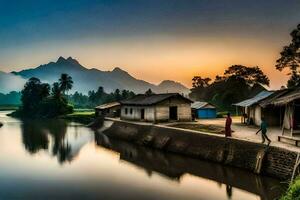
(2, 35), (291, 90)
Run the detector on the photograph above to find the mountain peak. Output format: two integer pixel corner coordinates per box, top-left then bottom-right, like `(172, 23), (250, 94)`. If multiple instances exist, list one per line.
(55, 56), (81, 66)
(57, 56), (66, 63)
(112, 67), (124, 72)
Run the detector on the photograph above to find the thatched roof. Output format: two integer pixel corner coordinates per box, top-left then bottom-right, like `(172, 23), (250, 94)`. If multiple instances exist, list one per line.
(120, 93), (193, 106)
(271, 89), (300, 106)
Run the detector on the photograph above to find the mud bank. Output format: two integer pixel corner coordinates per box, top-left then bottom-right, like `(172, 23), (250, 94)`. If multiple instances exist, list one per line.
(102, 120), (298, 180)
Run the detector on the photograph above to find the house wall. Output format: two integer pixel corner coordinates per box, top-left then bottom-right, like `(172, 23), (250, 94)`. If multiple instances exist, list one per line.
(283, 104), (293, 129)
(156, 97), (192, 121)
(96, 106), (120, 118)
(121, 106), (155, 121)
(247, 105), (261, 126)
(120, 97), (192, 122)
(197, 108), (217, 119)
(262, 106), (284, 126)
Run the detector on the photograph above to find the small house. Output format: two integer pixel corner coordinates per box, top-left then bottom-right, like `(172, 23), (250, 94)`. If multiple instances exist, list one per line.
(95, 102), (121, 117)
(120, 93), (193, 122)
(267, 88), (300, 134)
(191, 101), (217, 119)
(233, 91), (274, 126)
(234, 90), (291, 126)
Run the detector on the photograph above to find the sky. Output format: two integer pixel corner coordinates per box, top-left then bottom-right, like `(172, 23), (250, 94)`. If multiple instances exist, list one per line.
(0, 0), (300, 89)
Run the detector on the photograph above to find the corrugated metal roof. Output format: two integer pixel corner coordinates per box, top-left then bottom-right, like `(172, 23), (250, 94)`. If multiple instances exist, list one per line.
(233, 91), (273, 107)
(259, 89), (292, 107)
(191, 101), (215, 109)
(120, 93), (193, 106)
(95, 102), (120, 110)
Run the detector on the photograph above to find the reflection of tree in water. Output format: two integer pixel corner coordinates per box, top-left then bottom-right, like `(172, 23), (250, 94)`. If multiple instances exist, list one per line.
(21, 121), (49, 153)
(21, 119), (72, 164)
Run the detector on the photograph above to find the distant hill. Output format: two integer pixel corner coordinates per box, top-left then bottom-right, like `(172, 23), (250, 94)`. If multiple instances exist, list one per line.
(0, 71), (26, 94)
(9, 56), (190, 94)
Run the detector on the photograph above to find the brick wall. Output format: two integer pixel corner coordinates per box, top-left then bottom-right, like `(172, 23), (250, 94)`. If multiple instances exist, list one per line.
(103, 120), (298, 180)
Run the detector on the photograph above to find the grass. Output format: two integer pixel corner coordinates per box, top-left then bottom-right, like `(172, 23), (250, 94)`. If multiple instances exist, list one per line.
(169, 123), (224, 134)
(281, 178), (300, 200)
(62, 111), (95, 125)
(0, 105), (19, 111)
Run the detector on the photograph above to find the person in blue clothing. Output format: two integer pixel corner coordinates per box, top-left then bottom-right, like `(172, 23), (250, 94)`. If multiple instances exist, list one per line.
(256, 117), (271, 145)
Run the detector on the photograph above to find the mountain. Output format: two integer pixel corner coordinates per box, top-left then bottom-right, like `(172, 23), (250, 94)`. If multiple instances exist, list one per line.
(8, 56), (189, 94)
(157, 80), (190, 94)
(0, 71), (26, 93)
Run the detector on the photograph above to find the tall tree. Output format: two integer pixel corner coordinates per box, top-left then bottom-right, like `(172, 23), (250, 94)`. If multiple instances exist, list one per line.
(189, 65), (269, 112)
(21, 77), (50, 112)
(276, 23), (300, 87)
(192, 76), (212, 88)
(222, 65), (270, 86)
(145, 88), (154, 95)
(59, 73), (73, 95)
(52, 82), (62, 99)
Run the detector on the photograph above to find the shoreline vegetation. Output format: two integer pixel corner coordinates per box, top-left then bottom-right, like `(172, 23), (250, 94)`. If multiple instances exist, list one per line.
(281, 178), (300, 200)
(0, 105), (19, 111)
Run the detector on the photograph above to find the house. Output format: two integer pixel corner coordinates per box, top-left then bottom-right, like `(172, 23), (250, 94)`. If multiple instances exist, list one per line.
(191, 101), (217, 119)
(120, 93), (193, 122)
(234, 89), (292, 126)
(233, 91), (274, 126)
(95, 102), (121, 117)
(265, 88), (300, 135)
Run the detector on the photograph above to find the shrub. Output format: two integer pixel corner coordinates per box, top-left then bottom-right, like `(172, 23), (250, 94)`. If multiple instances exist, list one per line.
(281, 178), (300, 200)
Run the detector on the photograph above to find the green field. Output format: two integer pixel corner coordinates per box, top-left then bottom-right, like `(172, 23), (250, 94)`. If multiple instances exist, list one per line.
(0, 105), (19, 111)
(63, 110), (95, 124)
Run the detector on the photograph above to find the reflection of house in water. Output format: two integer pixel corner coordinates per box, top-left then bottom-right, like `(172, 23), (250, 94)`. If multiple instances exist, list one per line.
(94, 132), (283, 200)
(21, 119), (93, 164)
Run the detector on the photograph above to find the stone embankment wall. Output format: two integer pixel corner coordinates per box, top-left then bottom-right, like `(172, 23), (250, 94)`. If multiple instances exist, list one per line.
(103, 120), (298, 180)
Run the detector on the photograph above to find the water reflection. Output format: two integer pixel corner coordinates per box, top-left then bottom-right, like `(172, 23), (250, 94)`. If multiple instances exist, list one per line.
(21, 119), (92, 164)
(95, 131), (284, 200)
(1, 112), (284, 200)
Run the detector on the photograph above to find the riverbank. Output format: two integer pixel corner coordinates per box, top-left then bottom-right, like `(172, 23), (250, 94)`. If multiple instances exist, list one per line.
(61, 110), (95, 124)
(280, 177), (300, 200)
(102, 119), (299, 180)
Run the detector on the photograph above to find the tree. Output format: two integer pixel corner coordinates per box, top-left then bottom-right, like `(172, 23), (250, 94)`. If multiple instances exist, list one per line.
(145, 88), (154, 95)
(276, 24), (300, 87)
(114, 89), (121, 101)
(59, 73), (73, 95)
(189, 65), (269, 112)
(222, 65), (270, 86)
(15, 76), (73, 118)
(52, 82), (62, 99)
(192, 76), (211, 88)
(21, 77), (50, 112)
(287, 71), (300, 88)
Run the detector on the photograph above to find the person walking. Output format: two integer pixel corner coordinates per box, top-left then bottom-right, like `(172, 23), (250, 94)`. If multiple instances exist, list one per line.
(225, 112), (232, 137)
(256, 117), (271, 145)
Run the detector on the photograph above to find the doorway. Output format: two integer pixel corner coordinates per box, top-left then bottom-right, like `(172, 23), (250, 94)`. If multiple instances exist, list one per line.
(141, 109), (145, 120)
(169, 106), (178, 120)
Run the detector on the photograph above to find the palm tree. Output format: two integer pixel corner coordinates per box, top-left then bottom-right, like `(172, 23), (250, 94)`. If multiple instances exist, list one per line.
(52, 82), (62, 99)
(59, 73), (73, 95)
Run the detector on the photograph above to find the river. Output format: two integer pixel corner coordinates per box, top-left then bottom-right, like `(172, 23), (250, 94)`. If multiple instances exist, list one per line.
(0, 111), (284, 200)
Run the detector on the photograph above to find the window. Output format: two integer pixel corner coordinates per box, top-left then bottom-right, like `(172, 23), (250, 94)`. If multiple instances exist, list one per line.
(130, 108), (133, 114)
(125, 108), (128, 115)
